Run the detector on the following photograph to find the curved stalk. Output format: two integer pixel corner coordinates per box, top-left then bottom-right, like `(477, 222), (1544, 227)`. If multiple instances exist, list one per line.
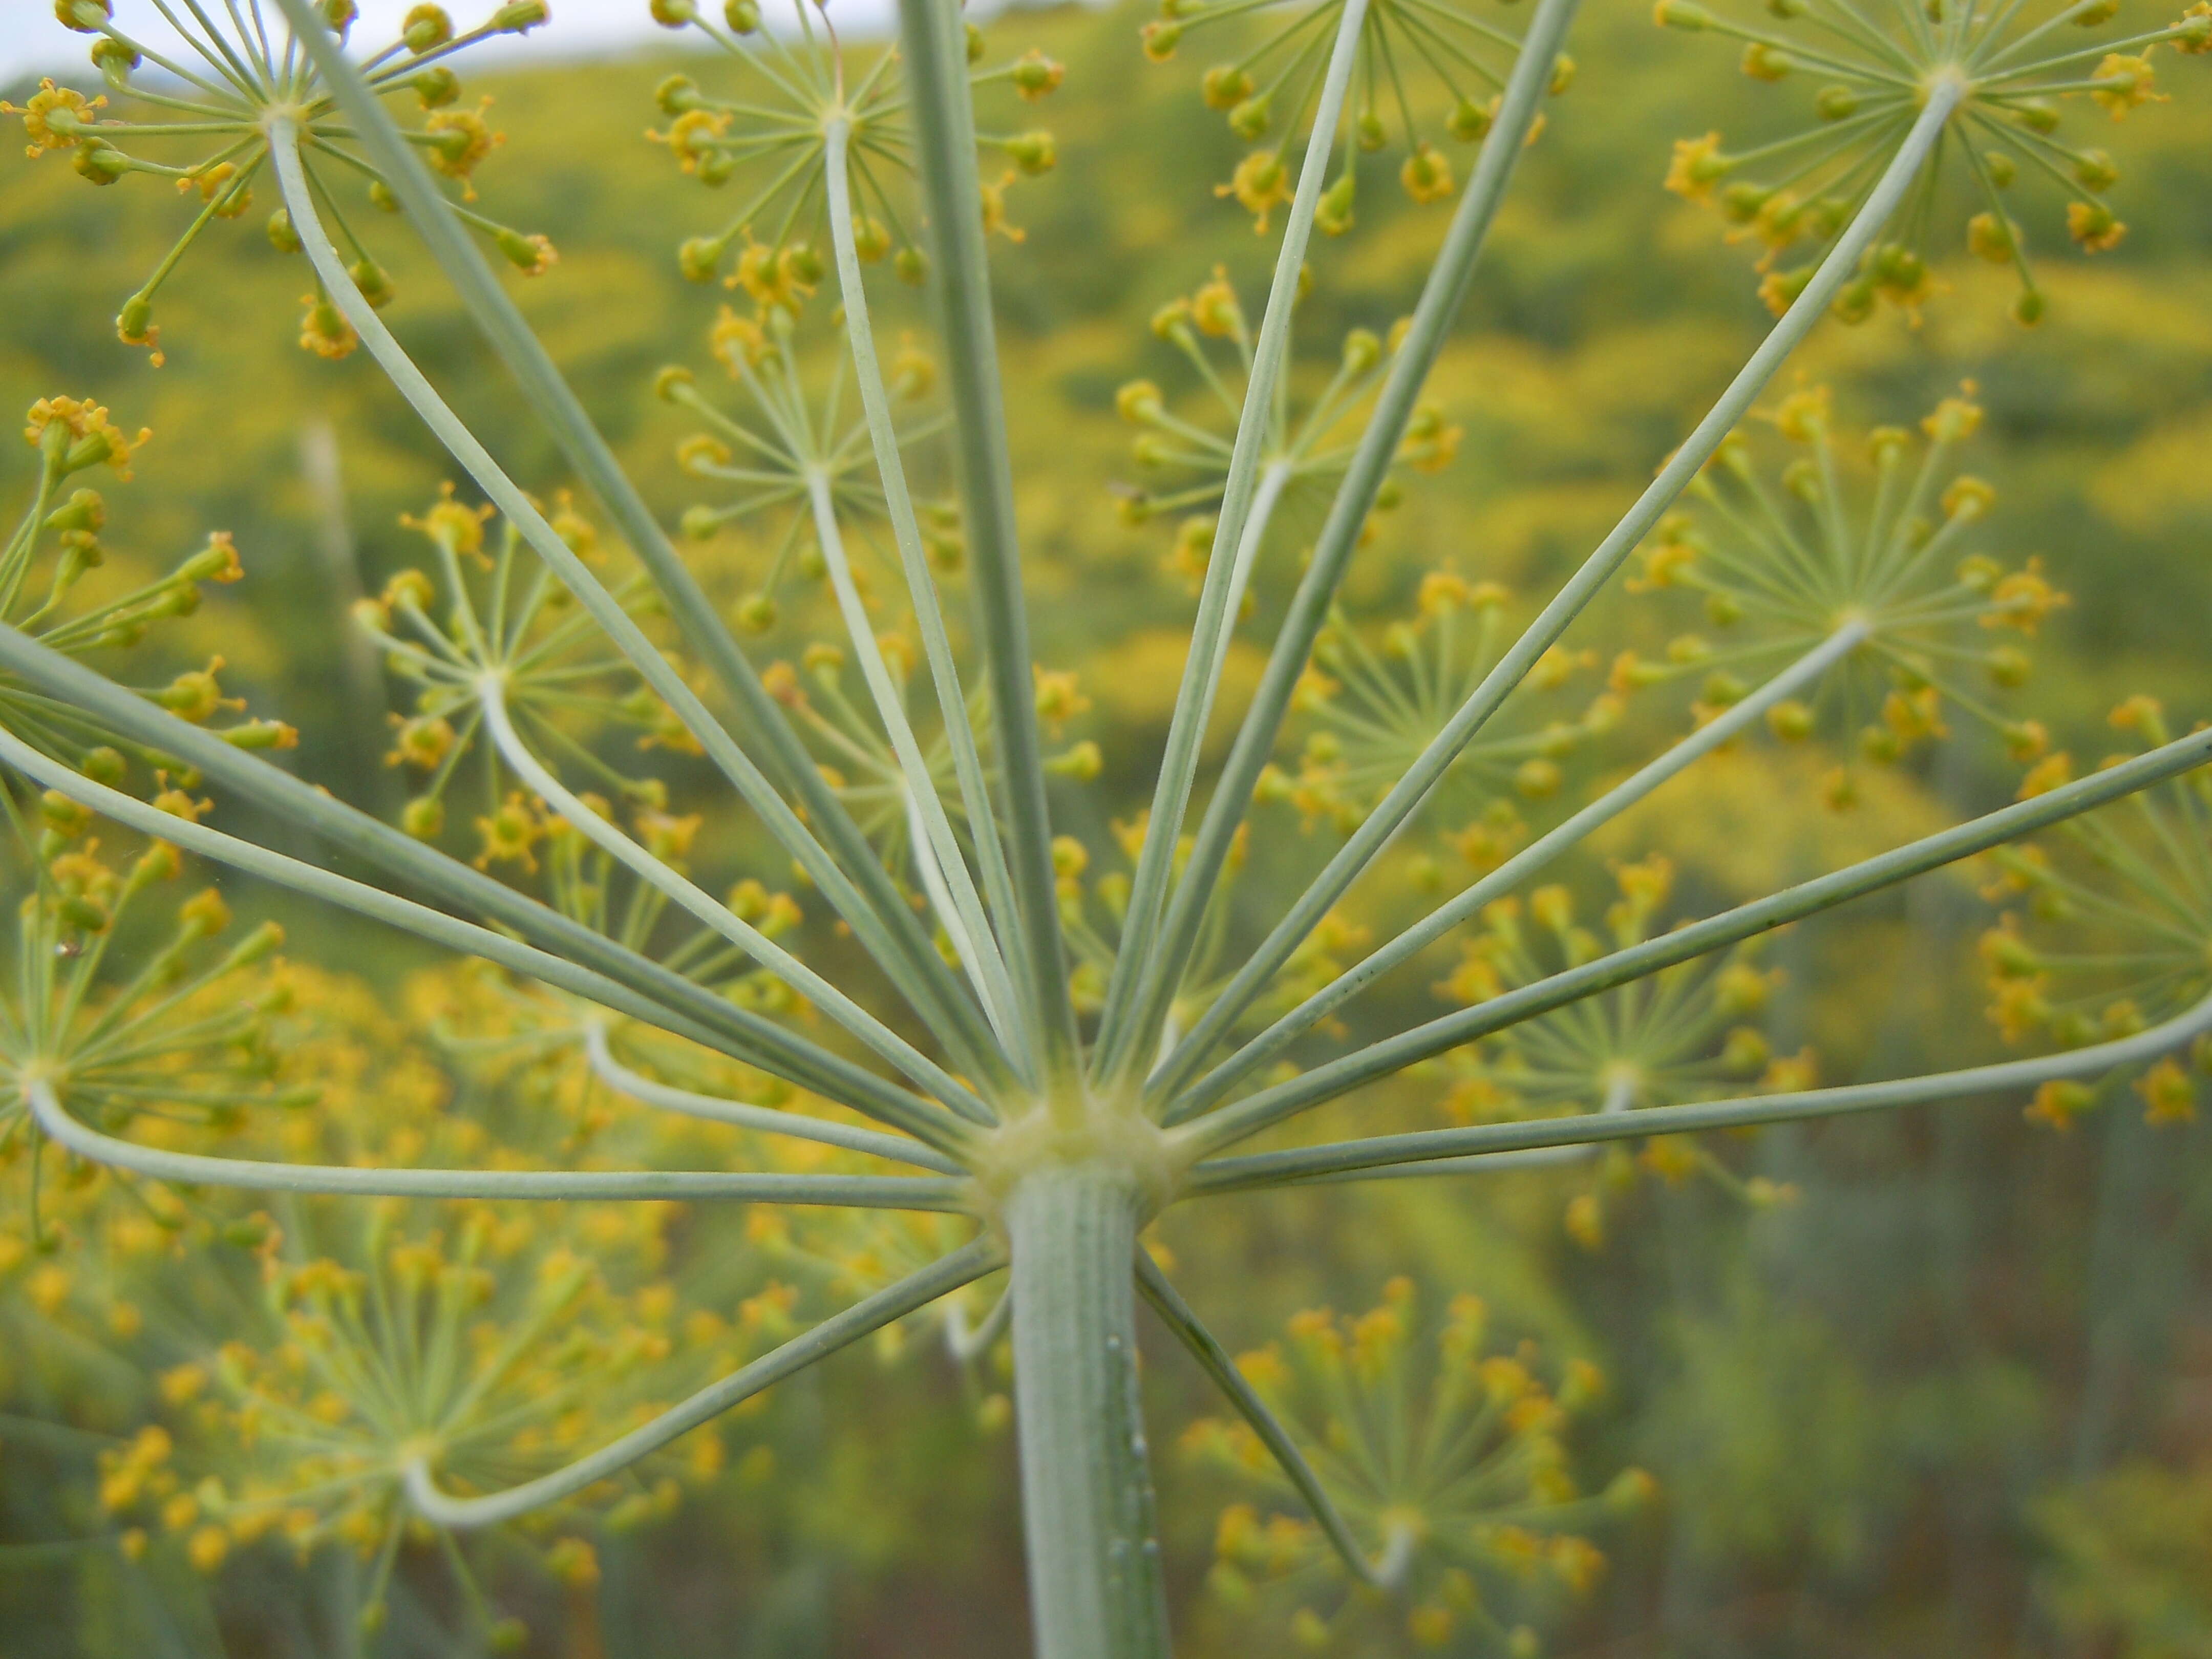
(803, 471), (1024, 1055)
(821, 114), (1032, 1056)
(405, 1237), (1004, 1527)
(1093, 0), (1373, 1085)
(24, 1080), (963, 1208)
(1006, 1165), (1173, 1659)
(1187, 991), (2212, 1193)
(1150, 82), (1962, 1099)
(1158, 621), (1872, 1118)
(581, 1021), (965, 1174)
(0, 636), (966, 1143)
(478, 677), (993, 1125)
(1134, 1253), (1380, 1587)
(944, 1281), (1013, 1363)
(1119, 0), (1585, 1082)
(894, 0), (1079, 1087)
(270, 127), (1014, 1081)
(1176, 720), (2212, 1157)
(260, 8), (1009, 1092)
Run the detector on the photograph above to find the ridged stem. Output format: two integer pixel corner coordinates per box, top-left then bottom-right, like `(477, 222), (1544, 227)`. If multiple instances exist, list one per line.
(894, 0), (1081, 1087)
(1006, 1164), (1172, 1659)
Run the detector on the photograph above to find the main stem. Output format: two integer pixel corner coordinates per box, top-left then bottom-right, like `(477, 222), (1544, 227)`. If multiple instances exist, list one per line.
(1006, 1165), (1172, 1659)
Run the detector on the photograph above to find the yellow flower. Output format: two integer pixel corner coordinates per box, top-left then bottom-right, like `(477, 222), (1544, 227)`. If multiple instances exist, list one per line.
(1665, 131), (1730, 202)
(1217, 150), (1292, 233)
(2067, 200), (2127, 252)
(2090, 52), (2164, 118)
(8, 80), (104, 155)
(424, 103), (502, 194)
(1400, 142), (1454, 204)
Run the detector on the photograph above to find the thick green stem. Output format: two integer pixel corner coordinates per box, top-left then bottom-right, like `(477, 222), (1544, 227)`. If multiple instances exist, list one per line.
(1006, 1165), (1172, 1659)
(895, 0), (1080, 1086)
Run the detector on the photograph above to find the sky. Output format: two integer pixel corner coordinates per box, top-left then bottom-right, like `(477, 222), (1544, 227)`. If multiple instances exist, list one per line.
(0, 0), (908, 87)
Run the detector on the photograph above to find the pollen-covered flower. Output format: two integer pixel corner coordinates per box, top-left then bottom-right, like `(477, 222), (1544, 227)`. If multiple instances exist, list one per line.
(1977, 695), (2212, 1130)
(1654, 0), (2209, 324)
(1273, 576), (1615, 847)
(3, 2), (555, 363)
(649, 0), (1061, 292)
(1433, 858), (1809, 1245)
(1145, 0), (1573, 230)
(352, 486), (693, 893)
(1628, 387), (2059, 813)
(1186, 1278), (1649, 1653)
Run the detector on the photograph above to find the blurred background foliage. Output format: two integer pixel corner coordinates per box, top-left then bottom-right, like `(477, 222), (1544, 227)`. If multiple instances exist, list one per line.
(3, 0), (2211, 1652)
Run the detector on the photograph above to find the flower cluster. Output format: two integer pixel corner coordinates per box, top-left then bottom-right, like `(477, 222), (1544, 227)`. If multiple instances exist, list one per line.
(1112, 272), (1454, 547)
(661, 307), (953, 635)
(1, 826), (301, 1239)
(5, 395), (295, 782)
(1186, 1278), (1650, 1654)
(1979, 694), (2212, 1130)
(648, 0), (1063, 290)
(1656, 0), (2212, 323)
(1627, 387), (2062, 812)
(1433, 857), (1809, 1245)
(5, 1), (556, 363)
(352, 486), (699, 888)
(1142, 0), (1575, 232)
(1265, 574), (1615, 848)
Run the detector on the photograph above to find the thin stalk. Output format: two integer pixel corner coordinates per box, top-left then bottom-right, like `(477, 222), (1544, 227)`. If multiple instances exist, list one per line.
(1093, 0), (1374, 1086)
(802, 471), (1025, 1055)
(580, 1021), (965, 1174)
(1176, 717), (2212, 1156)
(1124, 0), (1585, 1079)
(0, 632), (973, 1150)
(1134, 1253), (1380, 1586)
(1155, 80), (1962, 1098)
(1187, 990), (2212, 1192)
(906, 785), (1013, 1048)
(894, 0), (1079, 1089)
(405, 1238), (1005, 1527)
(821, 115), (1033, 1060)
(1159, 622), (1871, 1117)
(24, 1080), (962, 1208)
(266, 0), (1003, 1088)
(1006, 1164), (1173, 1659)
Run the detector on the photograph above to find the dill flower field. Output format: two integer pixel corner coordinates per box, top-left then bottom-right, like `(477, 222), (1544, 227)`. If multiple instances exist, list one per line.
(3, 0), (2212, 1653)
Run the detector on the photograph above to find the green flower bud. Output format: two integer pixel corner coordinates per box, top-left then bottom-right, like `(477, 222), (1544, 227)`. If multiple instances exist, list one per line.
(75, 141), (128, 185)
(677, 236), (726, 283)
(44, 488), (105, 534)
(401, 3), (453, 53)
(414, 65), (461, 109)
(1006, 130), (1057, 174)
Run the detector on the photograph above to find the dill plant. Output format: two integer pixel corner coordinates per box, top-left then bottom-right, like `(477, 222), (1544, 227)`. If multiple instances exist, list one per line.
(1, 0), (2210, 1653)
